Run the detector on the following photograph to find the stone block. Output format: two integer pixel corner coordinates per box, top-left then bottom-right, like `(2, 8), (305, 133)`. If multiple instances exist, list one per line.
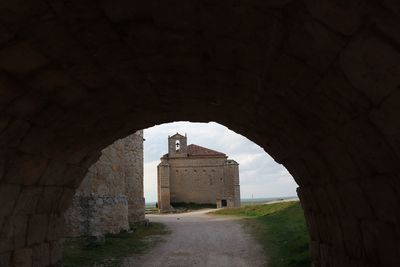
(361, 220), (400, 267)
(39, 160), (67, 186)
(57, 188), (75, 212)
(0, 24), (12, 45)
(303, 210), (319, 241)
(13, 248), (32, 267)
(305, 0), (364, 35)
(27, 214), (48, 246)
(340, 217), (363, 259)
(340, 36), (400, 105)
(62, 165), (87, 188)
(0, 184), (21, 217)
(46, 214), (64, 241)
(338, 118), (398, 175)
(32, 243), (49, 267)
(4, 152), (48, 186)
(370, 90), (400, 135)
(360, 177), (400, 223)
(13, 216), (29, 250)
(297, 186), (320, 213)
(49, 241), (62, 265)
(0, 75), (23, 109)
(360, 221), (380, 264)
(335, 181), (374, 219)
(13, 187), (42, 215)
(0, 42), (48, 75)
(36, 187), (63, 214)
(300, 148), (334, 185)
(316, 136), (361, 181)
(285, 11), (345, 72)
(0, 252), (11, 267)
(324, 185), (347, 217)
(0, 120), (31, 147)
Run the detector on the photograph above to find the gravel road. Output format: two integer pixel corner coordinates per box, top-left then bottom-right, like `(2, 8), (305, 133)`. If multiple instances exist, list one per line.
(123, 209), (267, 267)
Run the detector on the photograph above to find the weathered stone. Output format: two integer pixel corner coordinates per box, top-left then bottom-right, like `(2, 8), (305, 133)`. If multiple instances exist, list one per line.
(360, 177), (400, 223)
(0, 24), (12, 45)
(49, 241), (62, 266)
(0, 74), (23, 110)
(0, 252), (11, 267)
(36, 187), (63, 214)
(32, 243), (49, 267)
(38, 161), (67, 186)
(46, 214), (64, 242)
(340, 217), (363, 259)
(285, 11), (345, 72)
(336, 181), (374, 219)
(0, 120), (31, 147)
(0, 0), (49, 24)
(4, 152), (48, 185)
(13, 248), (32, 267)
(27, 214), (48, 246)
(0, 42), (48, 75)
(13, 187), (42, 215)
(0, 184), (21, 217)
(304, 0), (364, 35)
(57, 188), (75, 212)
(340, 36), (400, 105)
(0, 216), (28, 252)
(64, 131), (144, 236)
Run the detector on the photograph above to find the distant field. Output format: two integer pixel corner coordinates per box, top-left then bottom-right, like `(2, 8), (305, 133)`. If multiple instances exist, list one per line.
(211, 201), (310, 267)
(145, 196), (299, 208)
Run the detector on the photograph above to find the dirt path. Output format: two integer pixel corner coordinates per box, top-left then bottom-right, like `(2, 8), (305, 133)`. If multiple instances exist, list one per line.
(123, 209), (267, 267)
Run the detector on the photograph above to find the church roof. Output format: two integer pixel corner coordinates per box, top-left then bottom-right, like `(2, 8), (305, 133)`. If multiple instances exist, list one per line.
(187, 144), (226, 157)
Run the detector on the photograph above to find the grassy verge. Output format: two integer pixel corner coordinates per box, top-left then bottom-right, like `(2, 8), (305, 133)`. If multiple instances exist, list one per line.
(211, 201), (310, 267)
(63, 222), (169, 267)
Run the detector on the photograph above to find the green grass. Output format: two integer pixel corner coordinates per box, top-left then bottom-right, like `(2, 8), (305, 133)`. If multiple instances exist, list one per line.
(212, 201), (310, 267)
(63, 223), (169, 267)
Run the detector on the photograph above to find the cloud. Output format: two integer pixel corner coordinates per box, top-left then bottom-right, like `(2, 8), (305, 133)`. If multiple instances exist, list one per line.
(143, 121), (298, 202)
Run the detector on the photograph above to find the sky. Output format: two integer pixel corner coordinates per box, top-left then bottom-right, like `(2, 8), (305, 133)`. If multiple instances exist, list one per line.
(144, 121), (298, 202)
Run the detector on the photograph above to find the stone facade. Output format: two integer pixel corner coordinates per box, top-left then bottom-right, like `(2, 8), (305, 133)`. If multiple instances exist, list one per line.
(64, 131), (144, 237)
(157, 133), (240, 211)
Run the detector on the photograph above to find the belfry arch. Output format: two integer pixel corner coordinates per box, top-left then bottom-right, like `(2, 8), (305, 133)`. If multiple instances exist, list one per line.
(1, 0), (400, 266)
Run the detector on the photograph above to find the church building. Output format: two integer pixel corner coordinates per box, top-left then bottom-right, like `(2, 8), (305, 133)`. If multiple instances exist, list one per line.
(157, 133), (240, 211)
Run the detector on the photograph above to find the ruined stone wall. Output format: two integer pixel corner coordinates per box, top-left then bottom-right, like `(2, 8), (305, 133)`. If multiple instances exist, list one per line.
(64, 131), (144, 237)
(124, 132), (145, 223)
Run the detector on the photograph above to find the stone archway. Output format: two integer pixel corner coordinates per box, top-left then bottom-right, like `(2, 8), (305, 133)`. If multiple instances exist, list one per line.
(1, 0), (400, 266)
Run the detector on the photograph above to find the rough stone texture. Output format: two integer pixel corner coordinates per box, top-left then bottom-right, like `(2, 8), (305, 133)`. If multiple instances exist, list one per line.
(0, 0), (399, 266)
(64, 131), (144, 237)
(157, 133), (240, 211)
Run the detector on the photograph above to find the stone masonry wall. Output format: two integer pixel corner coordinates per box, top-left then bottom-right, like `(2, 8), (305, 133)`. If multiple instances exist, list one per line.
(64, 131), (144, 237)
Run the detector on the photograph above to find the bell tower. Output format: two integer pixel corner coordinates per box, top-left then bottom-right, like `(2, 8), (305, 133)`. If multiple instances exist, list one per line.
(168, 133), (188, 157)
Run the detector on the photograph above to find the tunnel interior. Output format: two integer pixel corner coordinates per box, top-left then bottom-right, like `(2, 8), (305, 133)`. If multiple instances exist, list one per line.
(1, 0), (400, 266)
